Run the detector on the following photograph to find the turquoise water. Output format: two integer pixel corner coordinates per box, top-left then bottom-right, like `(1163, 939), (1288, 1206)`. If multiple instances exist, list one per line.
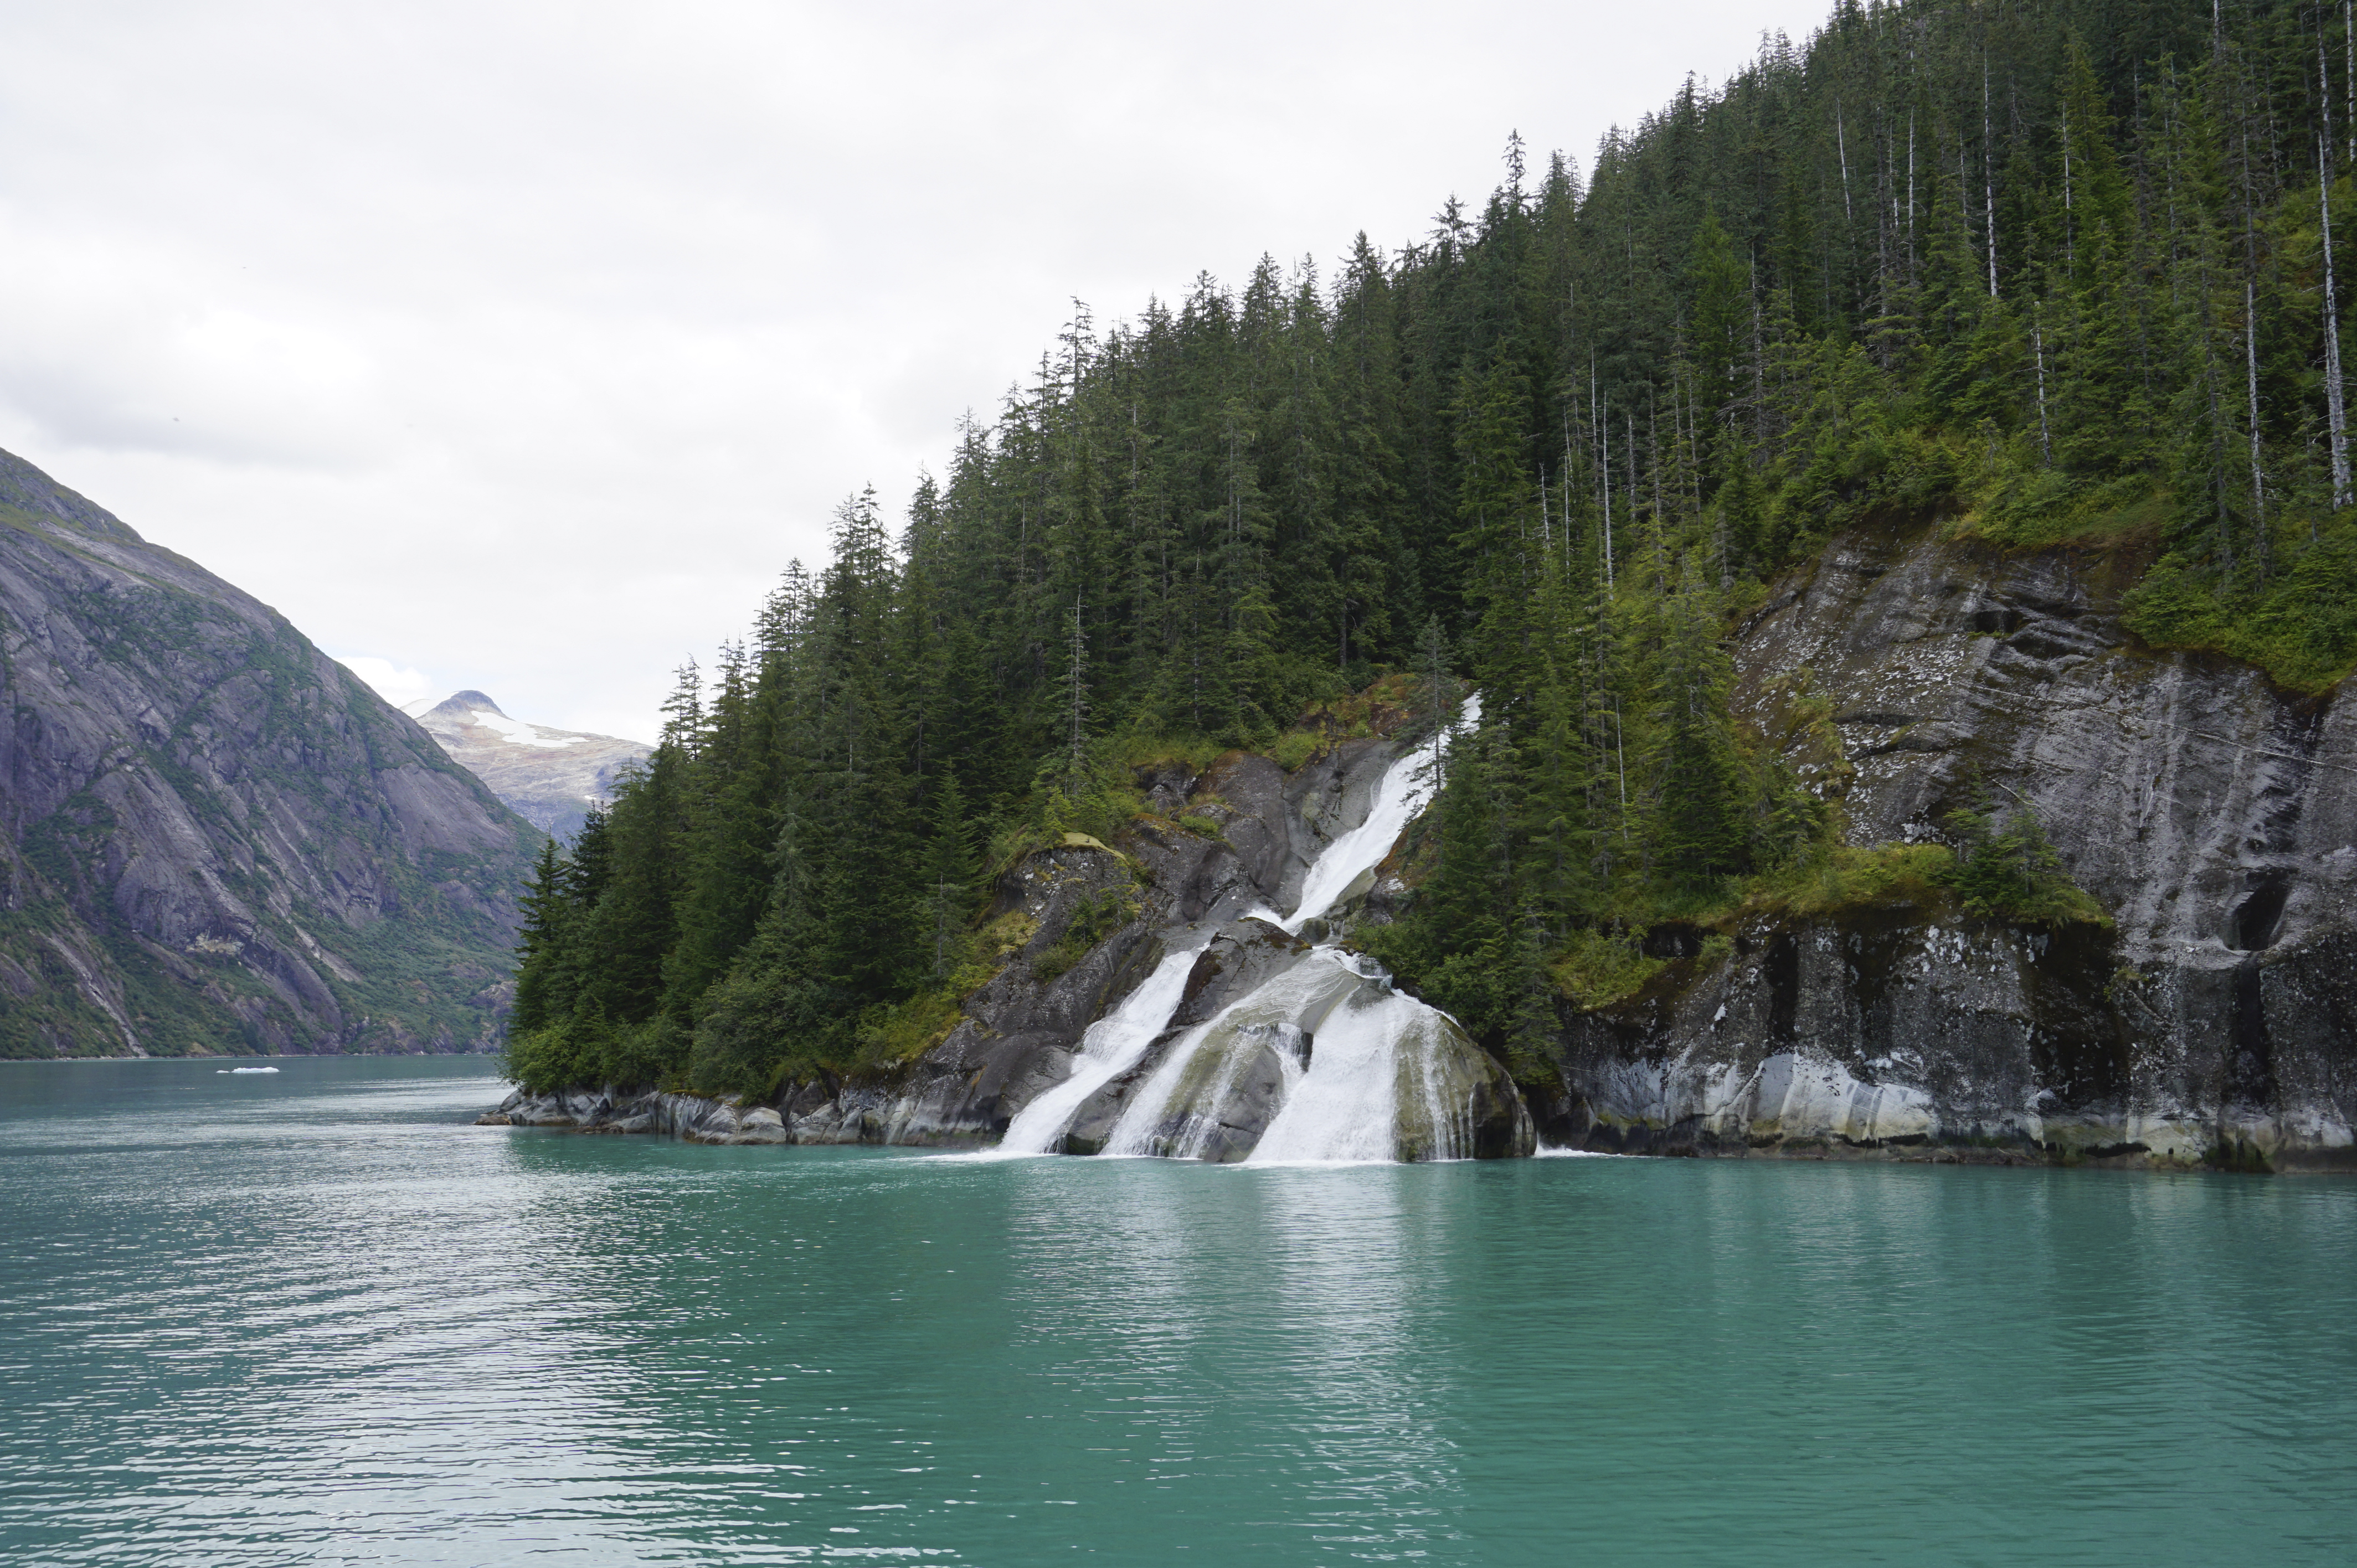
(3, 1056), (2353, 1566)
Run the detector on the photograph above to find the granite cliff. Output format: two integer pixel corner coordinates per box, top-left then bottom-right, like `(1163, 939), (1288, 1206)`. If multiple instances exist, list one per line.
(0, 448), (541, 1058)
(1531, 520), (2357, 1172)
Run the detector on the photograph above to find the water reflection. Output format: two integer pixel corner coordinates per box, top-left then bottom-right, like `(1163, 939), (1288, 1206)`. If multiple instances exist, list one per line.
(990, 1158), (1469, 1555)
(3, 1059), (2354, 1566)
(1248, 1168), (1464, 1552)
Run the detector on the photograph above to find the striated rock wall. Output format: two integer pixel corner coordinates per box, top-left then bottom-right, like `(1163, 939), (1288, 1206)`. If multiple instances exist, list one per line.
(1538, 520), (2356, 1172)
(0, 448), (541, 1058)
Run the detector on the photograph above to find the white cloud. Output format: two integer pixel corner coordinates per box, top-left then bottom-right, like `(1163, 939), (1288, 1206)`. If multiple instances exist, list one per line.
(338, 657), (439, 710)
(0, 0), (1831, 739)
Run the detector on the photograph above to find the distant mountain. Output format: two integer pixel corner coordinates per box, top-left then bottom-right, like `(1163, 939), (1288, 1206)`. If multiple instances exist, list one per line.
(400, 693), (647, 841)
(0, 447), (541, 1058)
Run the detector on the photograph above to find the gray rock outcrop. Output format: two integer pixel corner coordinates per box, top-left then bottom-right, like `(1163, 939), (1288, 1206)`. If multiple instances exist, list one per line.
(1538, 520), (2357, 1172)
(0, 447), (541, 1058)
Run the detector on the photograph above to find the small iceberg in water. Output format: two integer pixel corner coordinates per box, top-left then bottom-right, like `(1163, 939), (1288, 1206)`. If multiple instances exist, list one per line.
(219, 1065), (280, 1074)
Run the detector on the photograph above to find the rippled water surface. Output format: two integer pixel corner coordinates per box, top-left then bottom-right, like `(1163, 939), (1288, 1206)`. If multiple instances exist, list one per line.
(4, 1056), (2354, 1565)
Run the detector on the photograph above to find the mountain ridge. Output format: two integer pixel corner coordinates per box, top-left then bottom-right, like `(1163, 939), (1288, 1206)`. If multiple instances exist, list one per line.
(398, 690), (649, 840)
(0, 447), (539, 1057)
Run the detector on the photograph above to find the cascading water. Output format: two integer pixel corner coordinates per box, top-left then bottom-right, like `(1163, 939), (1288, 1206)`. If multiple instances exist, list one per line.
(1099, 954), (1363, 1161)
(1280, 695), (1479, 936)
(998, 697), (1527, 1163)
(1098, 947), (1500, 1163)
(996, 946), (1202, 1155)
(1245, 951), (1486, 1164)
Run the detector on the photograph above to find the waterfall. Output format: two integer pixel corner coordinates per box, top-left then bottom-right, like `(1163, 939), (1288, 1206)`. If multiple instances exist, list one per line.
(1280, 695), (1480, 935)
(1099, 952), (1363, 1160)
(1245, 952), (1483, 1164)
(997, 947), (1201, 1155)
(999, 696), (1524, 1163)
(1098, 947), (1495, 1164)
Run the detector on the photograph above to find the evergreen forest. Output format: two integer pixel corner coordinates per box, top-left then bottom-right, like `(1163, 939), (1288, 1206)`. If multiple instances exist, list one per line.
(507, 0), (2357, 1098)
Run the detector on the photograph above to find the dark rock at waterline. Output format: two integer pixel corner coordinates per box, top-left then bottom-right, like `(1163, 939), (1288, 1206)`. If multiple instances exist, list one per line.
(1059, 1020), (1304, 1160)
(1460, 1067), (1537, 1161)
(1058, 1063), (1150, 1156)
(1102, 1031), (1294, 1164)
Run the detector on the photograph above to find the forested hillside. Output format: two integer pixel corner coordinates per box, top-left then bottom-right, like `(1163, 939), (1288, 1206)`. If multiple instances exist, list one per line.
(510, 0), (2357, 1097)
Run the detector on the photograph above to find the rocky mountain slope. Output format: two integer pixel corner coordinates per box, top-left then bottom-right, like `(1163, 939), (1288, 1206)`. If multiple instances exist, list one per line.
(400, 691), (647, 840)
(0, 448), (541, 1058)
(488, 520), (2354, 1173)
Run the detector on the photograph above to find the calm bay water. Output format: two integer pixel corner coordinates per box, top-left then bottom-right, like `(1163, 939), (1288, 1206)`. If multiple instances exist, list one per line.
(2, 1056), (2352, 1566)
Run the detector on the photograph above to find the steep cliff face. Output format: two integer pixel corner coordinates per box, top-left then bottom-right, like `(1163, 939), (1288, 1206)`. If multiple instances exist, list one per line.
(1538, 520), (2357, 1172)
(400, 691), (647, 840)
(0, 449), (541, 1058)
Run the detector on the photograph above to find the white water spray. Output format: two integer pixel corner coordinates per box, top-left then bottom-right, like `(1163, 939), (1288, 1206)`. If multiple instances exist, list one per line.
(1281, 695), (1480, 935)
(1246, 952), (1478, 1164)
(996, 694), (1521, 1163)
(997, 946), (1202, 1155)
(1100, 952), (1365, 1159)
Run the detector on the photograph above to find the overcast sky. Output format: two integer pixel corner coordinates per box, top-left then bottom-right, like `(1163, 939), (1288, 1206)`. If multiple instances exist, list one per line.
(0, 0), (1832, 743)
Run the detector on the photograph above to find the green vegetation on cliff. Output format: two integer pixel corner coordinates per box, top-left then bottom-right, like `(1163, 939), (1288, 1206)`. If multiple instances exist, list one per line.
(510, 0), (2347, 1097)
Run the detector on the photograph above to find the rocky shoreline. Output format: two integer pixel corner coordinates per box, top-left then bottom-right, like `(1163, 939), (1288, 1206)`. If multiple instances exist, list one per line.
(477, 1085), (797, 1143)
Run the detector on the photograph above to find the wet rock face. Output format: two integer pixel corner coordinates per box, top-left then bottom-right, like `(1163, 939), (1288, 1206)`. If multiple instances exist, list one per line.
(844, 846), (1337, 1151)
(0, 448), (539, 1059)
(847, 751), (1419, 1153)
(1018, 923), (1531, 1164)
(1057, 921), (1315, 1159)
(1545, 519), (2357, 1170)
(1101, 1022), (1297, 1164)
